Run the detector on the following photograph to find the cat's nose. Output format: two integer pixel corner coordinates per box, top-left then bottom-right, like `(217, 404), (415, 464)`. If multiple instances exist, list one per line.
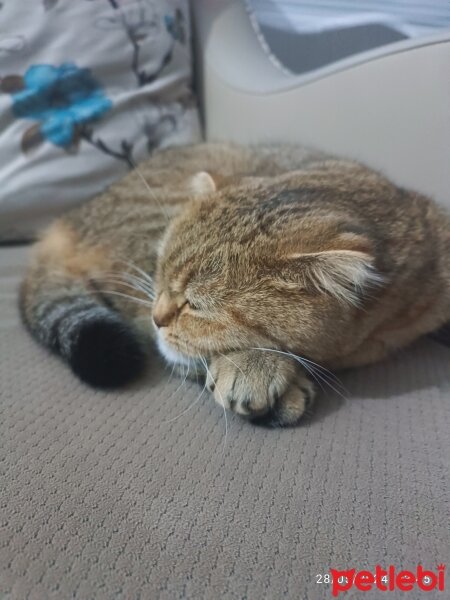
(153, 294), (177, 329)
(153, 312), (172, 329)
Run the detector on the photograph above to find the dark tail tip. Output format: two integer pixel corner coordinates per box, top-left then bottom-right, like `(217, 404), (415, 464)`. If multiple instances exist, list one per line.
(69, 316), (147, 388)
(429, 322), (450, 348)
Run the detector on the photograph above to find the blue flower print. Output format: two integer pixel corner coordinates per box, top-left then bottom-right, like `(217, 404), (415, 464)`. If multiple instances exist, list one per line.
(164, 9), (186, 44)
(11, 63), (112, 147)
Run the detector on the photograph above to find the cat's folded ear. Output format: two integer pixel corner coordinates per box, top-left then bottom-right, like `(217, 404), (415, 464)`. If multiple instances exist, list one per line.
(189, 171), (217, 195)
(277, 243), (385, 306)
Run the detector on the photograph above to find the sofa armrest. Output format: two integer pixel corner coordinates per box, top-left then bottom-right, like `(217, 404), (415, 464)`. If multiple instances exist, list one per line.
(191, 0), (450, 208)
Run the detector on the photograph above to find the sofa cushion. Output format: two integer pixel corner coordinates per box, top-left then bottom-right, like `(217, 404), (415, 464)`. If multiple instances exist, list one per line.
(0, 0), (199, 241)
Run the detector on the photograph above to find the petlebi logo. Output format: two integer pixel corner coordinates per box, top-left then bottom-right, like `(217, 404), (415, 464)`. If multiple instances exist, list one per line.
(329, 564), (445, 597)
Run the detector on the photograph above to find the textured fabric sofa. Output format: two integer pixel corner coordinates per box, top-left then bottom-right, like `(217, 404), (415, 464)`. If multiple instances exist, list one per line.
(2, 3), (450, 599)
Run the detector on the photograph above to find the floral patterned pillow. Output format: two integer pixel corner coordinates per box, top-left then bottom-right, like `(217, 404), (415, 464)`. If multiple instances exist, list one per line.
(0, 0), (200, 241)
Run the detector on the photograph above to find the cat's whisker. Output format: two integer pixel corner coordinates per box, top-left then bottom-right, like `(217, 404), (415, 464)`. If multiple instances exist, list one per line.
(287, 354), (348, 401)
(219, 352), (248, 382)
(291, 358), (326, 395)
(118, 271), (155, 294)
(201, 356), (228, 454)
(167, 360), (177, 383)
(102, 269), (156, 296)
(258, 346), (346, 391)
(195, 361), (200, 386)
(171, 356), (192, 397)
(97, 289), (154, 309)
(288, 359), (348, 401)
(126, 158), (170, 223)
(300, 361), (347, 401)
(95, 272), (155, 300)
(185, 356), (190, 383)
(120, 277), (155, 300)
(291, 355), (347, 393)
(164, 380), (207, 423)
(251, 347), (348, 401)
(116, 259), (156, 290)
(95, 275), (155, 300)
(305, 364), (348, 397)
(293, 360), (349, 400)
(165, 356), (191, 396)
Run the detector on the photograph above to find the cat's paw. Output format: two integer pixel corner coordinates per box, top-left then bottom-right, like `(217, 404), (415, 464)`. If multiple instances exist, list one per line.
(206, 350), (316, 427)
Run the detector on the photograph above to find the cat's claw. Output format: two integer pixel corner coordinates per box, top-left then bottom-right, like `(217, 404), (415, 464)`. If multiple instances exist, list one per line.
(206, 350), (316, 427)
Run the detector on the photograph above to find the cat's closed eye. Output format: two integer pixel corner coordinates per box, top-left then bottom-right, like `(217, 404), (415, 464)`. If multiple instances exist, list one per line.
(186, 299), (201, 311)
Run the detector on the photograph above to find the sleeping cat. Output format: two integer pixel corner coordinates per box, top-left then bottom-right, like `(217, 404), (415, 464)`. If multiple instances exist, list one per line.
(20, 143), (450, 426)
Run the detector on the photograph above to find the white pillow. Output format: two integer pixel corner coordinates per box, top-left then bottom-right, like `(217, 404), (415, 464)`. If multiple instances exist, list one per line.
(0, 0), (200, 241)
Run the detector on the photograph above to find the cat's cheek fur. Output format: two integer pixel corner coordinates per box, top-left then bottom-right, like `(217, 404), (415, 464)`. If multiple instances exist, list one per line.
(156, 332), (190, 367)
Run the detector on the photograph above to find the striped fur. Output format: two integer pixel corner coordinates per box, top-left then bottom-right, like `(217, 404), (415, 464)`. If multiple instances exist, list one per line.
(20, 143), (450, 424)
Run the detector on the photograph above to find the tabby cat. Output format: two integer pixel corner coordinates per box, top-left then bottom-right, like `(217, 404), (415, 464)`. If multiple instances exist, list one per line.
(20, 143), (450, 426)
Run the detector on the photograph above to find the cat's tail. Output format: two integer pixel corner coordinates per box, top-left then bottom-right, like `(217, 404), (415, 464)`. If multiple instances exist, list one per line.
(429, 322), (450, 348)
(20, 225), (147, 388)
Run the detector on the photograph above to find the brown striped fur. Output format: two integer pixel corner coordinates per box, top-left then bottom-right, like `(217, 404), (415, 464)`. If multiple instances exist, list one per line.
(20, 143), (450, 425)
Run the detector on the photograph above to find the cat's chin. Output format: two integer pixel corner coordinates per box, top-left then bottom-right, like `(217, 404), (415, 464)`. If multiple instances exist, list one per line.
(156, 334), (191, 367)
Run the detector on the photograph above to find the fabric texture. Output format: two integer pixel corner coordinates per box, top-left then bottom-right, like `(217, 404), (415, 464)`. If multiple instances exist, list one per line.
(0, 0), (200, 241)
(1, 245), (449, 599)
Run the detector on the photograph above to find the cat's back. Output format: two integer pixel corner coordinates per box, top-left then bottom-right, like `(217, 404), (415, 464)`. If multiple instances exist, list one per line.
(56, 142), (326, 237)
(54, 142), (450, 258)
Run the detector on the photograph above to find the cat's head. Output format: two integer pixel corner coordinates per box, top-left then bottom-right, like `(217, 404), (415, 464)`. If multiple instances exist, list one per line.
(152, 172), (383, 367)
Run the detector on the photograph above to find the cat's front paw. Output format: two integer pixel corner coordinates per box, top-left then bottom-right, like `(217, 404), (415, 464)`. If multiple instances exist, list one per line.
(206, 350), (316, 427)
